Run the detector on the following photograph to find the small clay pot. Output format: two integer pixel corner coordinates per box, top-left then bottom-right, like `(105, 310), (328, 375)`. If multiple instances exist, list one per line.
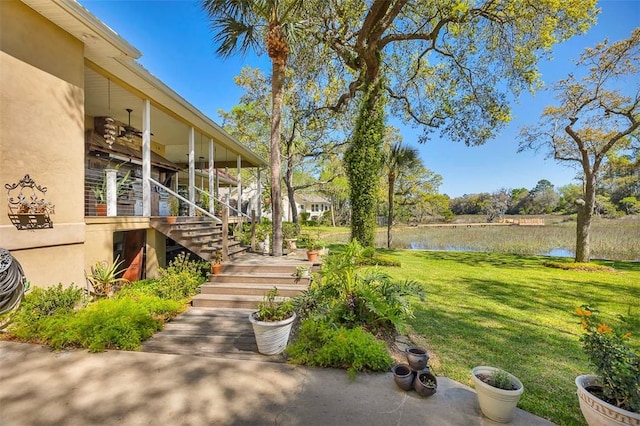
(406, 346), (429, 371)
(392, 364), (415, 391)
(414, 371), (438, 397)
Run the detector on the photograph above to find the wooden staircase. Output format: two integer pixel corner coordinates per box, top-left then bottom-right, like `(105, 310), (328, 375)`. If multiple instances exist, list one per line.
(140, 253), (318, 361)
(150, 216), (247, 262)
(191, 256), (315, 309)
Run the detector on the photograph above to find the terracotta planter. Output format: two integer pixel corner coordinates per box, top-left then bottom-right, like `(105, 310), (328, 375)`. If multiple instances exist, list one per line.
(414, 370), (438, 397)
(166, 216), (177, 224)
(406, 346), (429, 371)
(576, 375), (640, 426)
(249, 311), (296, 355)
(211, 263), (223, 275)
(392, 364), (415, 391)
(95, 204), (107, 216)
(306, 250), (319, 262)
(472, 366), (524, 423)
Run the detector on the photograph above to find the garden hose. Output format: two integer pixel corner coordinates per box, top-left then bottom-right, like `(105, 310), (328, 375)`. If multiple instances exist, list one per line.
(0, 248), (28, 320)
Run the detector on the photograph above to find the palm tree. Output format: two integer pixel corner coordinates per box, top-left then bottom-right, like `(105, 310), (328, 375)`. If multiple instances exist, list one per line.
(201, 0), (302, 256)
(384, 142), (421, 248)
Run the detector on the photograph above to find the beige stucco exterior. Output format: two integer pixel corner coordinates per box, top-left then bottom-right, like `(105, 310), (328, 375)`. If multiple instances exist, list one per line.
(0, 1), (86, 287)
(1, 0), (266, 289)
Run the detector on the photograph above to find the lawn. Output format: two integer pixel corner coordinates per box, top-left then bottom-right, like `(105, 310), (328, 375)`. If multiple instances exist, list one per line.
(373, 249), (640, 425)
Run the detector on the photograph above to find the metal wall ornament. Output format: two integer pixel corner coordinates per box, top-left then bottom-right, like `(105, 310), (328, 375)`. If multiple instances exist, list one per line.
(6, 175), (54, 230)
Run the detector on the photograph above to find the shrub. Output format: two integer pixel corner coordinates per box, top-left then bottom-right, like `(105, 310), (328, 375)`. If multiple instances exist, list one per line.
(9, 284), (85, 339)
(56, 295), (182, 352)
(296, 240), (424, 333)
(287, 319), (392, 379)
(151, 253), (206, 301)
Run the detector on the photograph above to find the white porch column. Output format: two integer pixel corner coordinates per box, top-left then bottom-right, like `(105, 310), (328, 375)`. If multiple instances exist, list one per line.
(142, 99), (151, 217)
(237, 154), (242, 216)
(209, 138), (215, 213)
(188, 127), (195, 216)
(105, 168), (117, 217)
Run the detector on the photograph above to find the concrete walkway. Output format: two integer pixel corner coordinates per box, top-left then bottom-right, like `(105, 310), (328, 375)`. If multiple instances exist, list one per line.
(0, 342), (554, 426)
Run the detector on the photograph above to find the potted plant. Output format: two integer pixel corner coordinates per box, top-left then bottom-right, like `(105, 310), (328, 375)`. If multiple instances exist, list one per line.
(304, 235), (321, 262)
(414, 370), (438, 397)
(166, 195), (180, 224)
(471, 366), (524, 423)
(85, 256), (130, 298)
(211, 249), (223, 275)
(295, 265), (310, 278)
(575, 306), (640, 425)
(248, 287), (296, 355)
(92, 168), (131, 216)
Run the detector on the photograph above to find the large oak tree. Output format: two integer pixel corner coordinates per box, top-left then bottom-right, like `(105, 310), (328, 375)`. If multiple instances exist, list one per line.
(302, 0), (597, 246)
(520, 29), (640, 262)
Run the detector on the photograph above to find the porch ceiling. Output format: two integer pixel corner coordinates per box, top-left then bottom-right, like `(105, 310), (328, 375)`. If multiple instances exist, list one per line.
(23, 0), (267, 170)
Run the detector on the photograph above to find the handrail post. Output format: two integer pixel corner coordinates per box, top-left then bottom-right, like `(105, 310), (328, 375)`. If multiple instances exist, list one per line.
(222, 207), (229, 261)
(250, 209), (256, 252)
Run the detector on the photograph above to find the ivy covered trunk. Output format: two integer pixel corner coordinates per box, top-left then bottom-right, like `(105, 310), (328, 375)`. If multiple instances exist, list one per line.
(345, 83), (385, 247)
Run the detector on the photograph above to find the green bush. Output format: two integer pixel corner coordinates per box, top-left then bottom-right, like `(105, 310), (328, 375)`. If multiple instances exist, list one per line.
(295, 240), (424, 333)
(34, 292), (182, 351)
(63, 296), (181, 352)
(287, 319), (392, 379)
(9, 284), (85, 339)
(145, 253), (206, 301)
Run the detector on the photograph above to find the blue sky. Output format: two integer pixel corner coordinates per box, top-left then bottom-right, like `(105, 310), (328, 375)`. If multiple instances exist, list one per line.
(78, 0), (639, 198)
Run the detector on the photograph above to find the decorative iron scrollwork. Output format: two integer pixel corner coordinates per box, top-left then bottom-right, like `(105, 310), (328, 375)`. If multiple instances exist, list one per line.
(6, 175), (54, 230)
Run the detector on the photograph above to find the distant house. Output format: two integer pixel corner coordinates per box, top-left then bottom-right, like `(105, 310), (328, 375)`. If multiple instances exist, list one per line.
(296, 194), (332, 220)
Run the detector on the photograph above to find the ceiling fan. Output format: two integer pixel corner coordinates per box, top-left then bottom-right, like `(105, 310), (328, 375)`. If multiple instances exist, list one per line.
(119, 108), (143, 139)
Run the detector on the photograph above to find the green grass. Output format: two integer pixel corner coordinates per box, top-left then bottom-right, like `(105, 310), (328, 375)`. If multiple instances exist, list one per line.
(373, 249), (640, 425)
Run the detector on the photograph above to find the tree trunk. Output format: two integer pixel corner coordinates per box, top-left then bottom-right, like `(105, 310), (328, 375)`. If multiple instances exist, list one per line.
(387, 171), (395, 248)
(286, 167), (298, 225)
(575, 173), (596, 263)
(270, 58), (285, 256)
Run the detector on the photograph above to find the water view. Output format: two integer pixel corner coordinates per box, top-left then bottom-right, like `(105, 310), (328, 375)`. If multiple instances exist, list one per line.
(371, 217), (640, 262)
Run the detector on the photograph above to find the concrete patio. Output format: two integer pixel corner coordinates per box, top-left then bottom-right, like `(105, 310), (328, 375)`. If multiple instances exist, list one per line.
(0, 341), (555, 425)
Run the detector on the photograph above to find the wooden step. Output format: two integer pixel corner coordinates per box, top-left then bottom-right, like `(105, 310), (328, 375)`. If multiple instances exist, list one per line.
(219, 263), (316, 274)
(200, 283), (307, 297)
(207, 272), (309, 285)
(191, 294), (292, 309)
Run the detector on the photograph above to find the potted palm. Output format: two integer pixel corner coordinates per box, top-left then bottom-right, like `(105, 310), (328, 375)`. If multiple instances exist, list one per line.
(575, 306), (640, 425)
(471, 366), (524, 423)
(249, 287), (296, 355)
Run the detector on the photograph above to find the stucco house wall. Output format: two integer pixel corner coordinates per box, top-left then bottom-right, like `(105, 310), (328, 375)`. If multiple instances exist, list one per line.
(0, 0), (87, 287)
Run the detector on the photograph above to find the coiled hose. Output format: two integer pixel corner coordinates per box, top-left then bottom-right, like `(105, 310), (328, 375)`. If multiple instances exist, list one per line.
(0, 248), (27, 318)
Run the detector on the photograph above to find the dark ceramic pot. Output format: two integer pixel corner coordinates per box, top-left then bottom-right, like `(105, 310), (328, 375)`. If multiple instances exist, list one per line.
(414, 371), (438, 397)
(406, 346), (429, 371)
(392, 364), (415, 391)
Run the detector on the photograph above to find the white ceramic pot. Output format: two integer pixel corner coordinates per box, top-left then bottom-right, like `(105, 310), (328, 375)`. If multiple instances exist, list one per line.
(576, 375), (640, 426)
(471, 366), (524, 423)
(249, 311), (296, 355)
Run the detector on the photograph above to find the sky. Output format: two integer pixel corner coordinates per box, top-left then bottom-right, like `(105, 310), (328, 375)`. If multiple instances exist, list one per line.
(77, 0), (640, 198)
